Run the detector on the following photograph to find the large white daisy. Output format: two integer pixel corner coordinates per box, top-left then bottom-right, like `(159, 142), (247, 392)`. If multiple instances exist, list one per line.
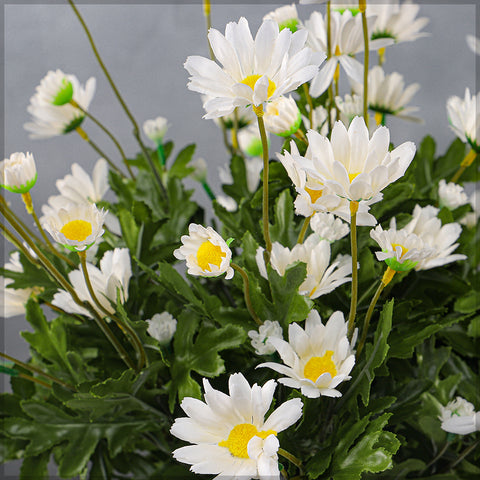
(170, 372), (303, 479)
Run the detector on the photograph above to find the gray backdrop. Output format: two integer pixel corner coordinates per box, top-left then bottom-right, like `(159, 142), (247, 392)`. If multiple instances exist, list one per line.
(1, 1), (478, 474)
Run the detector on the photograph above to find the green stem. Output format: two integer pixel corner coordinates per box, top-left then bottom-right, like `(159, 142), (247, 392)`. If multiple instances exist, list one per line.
(202, 181), (216, 201)
(70, 99), (134, 179)
(0, 223), (39, 267)
(448, 439), (480, 470)
(18, 372), (52, 389)
(303, 83), (314, 130)
(203, 0), (215, 61)
(450, 149), (477, 184)
(231, 263), (261, 326)
(420, 441), (450, 475)
(361, 7), (369, 128)
(347, 201), (359, 339)
(326, 1), (333, 134)
(297, 215), (312, 244)
(157, 143), (166, 168)
(278, 448), (303, 472)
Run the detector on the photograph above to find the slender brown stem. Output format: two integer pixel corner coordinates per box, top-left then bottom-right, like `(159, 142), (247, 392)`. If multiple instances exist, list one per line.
(231, 263), (261, 326)
(297, 215), (312, 244)
(18, 373), (52, 389)
(347, 201), (359, 339)
(360, 5), (369, 128)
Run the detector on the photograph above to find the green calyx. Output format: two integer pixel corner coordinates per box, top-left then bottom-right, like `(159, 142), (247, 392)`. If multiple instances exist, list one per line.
(63, 240), (95, 252)
(336, 7), (361, 16)
(371, 30), (396, 41)
(278, 18), (299, 33)
(277, 111), (302, 138)
(1, 172), (38, 194)
(384, 256), (417, 273)
(466, 135), (480, 154)
(63, 115), (86, 134)
(245, 138), (264, 158)
(52, 78), (74, 106)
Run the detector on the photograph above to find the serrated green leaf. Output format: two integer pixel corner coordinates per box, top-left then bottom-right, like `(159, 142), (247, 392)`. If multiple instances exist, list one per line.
(117, 207), (139, 254)
(20, 450), (50, 480)
(270, 189), (297, 247)
(454, 291), (479, 314)
(168, 144), (195, 178)
(133, 170), (167, 222)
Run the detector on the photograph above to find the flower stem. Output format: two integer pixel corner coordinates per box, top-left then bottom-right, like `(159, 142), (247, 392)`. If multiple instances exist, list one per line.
(420, 441), (451, 475)
(278, 448), (303, 472)
(448, 439), (480, 470)
(231, 263), (261, 326)
(201, 181), (216, 201)
(70, 99), (134, 179)
(347, 200), (359, 339)
(256, 110), (272, 262)
(378, 47), (385, 66)
(297, 215), (312, 244)
(450, 149), (477, 184)
(157, 143), (166, 168)
(0, 222), (39, 266)
(360, 3), (369, 129)
(303, 83), (314, 130)
(203, 0), (215, 61)
(294, 129), (308, 144)
(326, 1), (334, 134)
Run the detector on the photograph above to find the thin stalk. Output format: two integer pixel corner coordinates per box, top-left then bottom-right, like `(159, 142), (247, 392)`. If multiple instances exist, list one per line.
(18, 373), (52, 389)
(278, 448), (303, 472)
(44, 301), (85, 323)
(360, 2), (370, 128)
(303, 83), (314, 130)
(203, 0), (215, 61)
(256, 110), (272, 261)
(75, 126), (123, 175)
(378, 47), (385, 66)
(231, 263), (261, 326)
(201, 181), (216, 201)
(294, 129), (308, 144)
(70, 99), (134, 179)
(297, 215), (312, 244)
(231, 108), (239, 154)
(347, 201), (359, 339)
(448, 439), (480, 470)
(157, 143), (166, 168)
(326, 1), (333, 134)
(420, 441), (450, 475)
(0, 351), (74, 390)
(450, 149), (477, 184)
(0, 223), (38, 266)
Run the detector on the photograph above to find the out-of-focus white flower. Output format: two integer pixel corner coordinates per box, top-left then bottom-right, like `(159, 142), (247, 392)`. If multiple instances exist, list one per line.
(185, 17), (321, 118)
(0, 252), (35, 318)
(170, 373), (303, 478)
(52, 248), (132, 318)
(305, 105), (335, 136)
(146, 312), (177, 345)
(174, 224), (234, 279)
(238, 125), (267, 158)
(369, 1), (429, 44)
(446, 88), (480, 152)
(1, 152), (37, 194)
(353, 66), (421, 123)
(24, 70), (96, 139)
(143, 116), (169, 144)
(245, 157), (264, 193)
(402, 205), (467, 270)
(438, 179), (469, 210)
(263, 4), (300, 32)
(218, 165), (233, 185)
(311, 212), (349, 242)
(256, 235), (352, 299)
(264, 95), (302, 137)
(189, 158), (208, 183)
(335, 93), (366, 125)
(299, 0), (359, 8)
(42, 203), (107, 252)
(30, 69), (74, 106)
(216, 195), (238, 212)
(439, 397), (480, 435)
(460, 191), (480, 228)
(466, 35), (480, 55)
(248, 320), (284, 355)
(305, 10), (391, 97)
(258, 310), (355, 398)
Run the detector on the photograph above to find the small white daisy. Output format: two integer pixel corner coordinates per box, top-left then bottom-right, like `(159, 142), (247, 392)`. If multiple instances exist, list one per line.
(1, 152), (37, 194)
(170, 372), (303, 479)
(438, 179), (469, 210)
(248, 320), (284, 355)
(143, 116), (169, 145)
(264, 95), (302, 137)
(174, 224), (234, 279)
(258, 310), (355, 398)
(263, 4), (300, 33)
(439, 397), (480, 435)
(146, 312), (177, 345)
(310, 212), (349, 242)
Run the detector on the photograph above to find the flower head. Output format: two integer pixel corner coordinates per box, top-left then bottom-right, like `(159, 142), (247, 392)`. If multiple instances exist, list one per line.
(439, 397), (480, 435)
(264, 95), (302, 137)
(147, 312), (177, 345)
(310, 212), (349, 242)
(438, 179), (468, 210)
(170, 372), (303, 478)
(24, 70), (96, 139)
(143, 116), (169, 144)
(174, 224), (234, 279)
(1, 152), (37, 194)
(42, 203), (107, 251)
(248, 320), (284, 355)
(185, 17), (321, 118)
(263, 4), (300, 33)
(466, 34), (480, 55)
(258, 310), (355, 398)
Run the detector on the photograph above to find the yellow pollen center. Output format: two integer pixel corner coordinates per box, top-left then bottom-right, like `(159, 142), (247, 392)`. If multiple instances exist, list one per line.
(303, 351), (337, 382)
(218, 423), (277, 459)
(349, 172), (360, 183)
(196, 240), (226, 271)
(392, 243), (408, 258)
(60, 220), (92, 242)
(241, 74), (276, 99)
(305, 186), (323, 203)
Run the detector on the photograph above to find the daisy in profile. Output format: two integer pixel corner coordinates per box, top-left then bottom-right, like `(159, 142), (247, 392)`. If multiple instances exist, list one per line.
(24, 69), (96, 139)
(170, 372), (303, 478)
(143, 116), (169, 145)
(447, 88), (479, 153)
(174, 224), (234, 279)
(439, 397), (480, 435)
(258, 310), (355, 398)
(0, 152), (37, 194)
(263, 4), (300, 32)
(184, 17), (321, 118)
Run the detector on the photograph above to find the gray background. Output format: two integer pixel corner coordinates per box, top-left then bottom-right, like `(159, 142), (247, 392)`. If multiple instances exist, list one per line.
(1, 1), (478, 475)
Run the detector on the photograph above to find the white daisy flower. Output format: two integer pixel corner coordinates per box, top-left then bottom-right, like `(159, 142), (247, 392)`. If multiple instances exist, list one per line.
(335, 93), (370, 127)
(446, 88), (480, 152)
(248, 320), (284, 355)
(401, 205), (467, 270)
(1, 152), (37, 194)
(301, 117), (416, 204)
(24, 70), (96, 139)
(264, 95), (302, 137)
(52, 248), (132, 318)
(42, 203), (107, 251)
(299, 0), (359, 7)
(352, 66), (421, 124)
(184, 17), (321, 118)
(439, 397), (480, 435)
(369, 1), (429, 44)
(0, 252), (35, 318)
(466, 34), (480, 55)
(460, 191), (480, 228)
(438, 179), (469, 210)
(217, 195), (238, 212)
(310, 212), (349, 242)
(170, 373), (303, 479)
(258, 310), (355, 398)
(256, 235), (352, 299)
(263, 4), (300, 33)
(304, 104), (335, 135)
(305, 10), (391, 97)
(146, 312), (177, 345)
(143, 116), (169, 145)
(174, 224), (234, 279)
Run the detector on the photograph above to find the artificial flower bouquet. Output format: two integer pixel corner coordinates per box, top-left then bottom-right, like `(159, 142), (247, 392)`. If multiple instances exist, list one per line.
(1, 1), (479, 479)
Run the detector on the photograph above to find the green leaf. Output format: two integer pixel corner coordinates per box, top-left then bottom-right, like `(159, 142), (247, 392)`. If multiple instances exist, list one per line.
(117, 207), (139, 254)
(20, 451), (50, 480)
(223, 155), (251, 202)
(454, 291), (479, 314)
(133, 170), (167, 222)
(467, 315), (480, 337)
(270, 189), (297, 247)
(168, 144), (195, 178)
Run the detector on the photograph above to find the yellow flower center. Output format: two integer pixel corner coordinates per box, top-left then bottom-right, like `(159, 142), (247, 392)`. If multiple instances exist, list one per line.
(349, 172), (360, 183)
(303, 351), (337, 382)
(218, 423), (277, 458)
(392, 243), (408, 258)
(241, 74), (276, 99)
(60, 220), (92, 242)
(334, 45), (341, 56)
(305, 186), (323, 204)
(196, 240), (226, 271)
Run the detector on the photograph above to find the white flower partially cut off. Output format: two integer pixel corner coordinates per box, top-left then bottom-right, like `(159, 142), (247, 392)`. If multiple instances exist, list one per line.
(170, 373), (303, 479)
(438, 179), (468, 210)
(24, 70), (96, 139)
(439, 397), (480, 435)
(258, 310), (355, 398)
(184, 17), (321, 118)
(248, 320), (284, 355)
(42, 203), (107, 251)
(174, 224), (234, 279)
(1, 152), (37, 194)
(466, 34), (480, 56)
